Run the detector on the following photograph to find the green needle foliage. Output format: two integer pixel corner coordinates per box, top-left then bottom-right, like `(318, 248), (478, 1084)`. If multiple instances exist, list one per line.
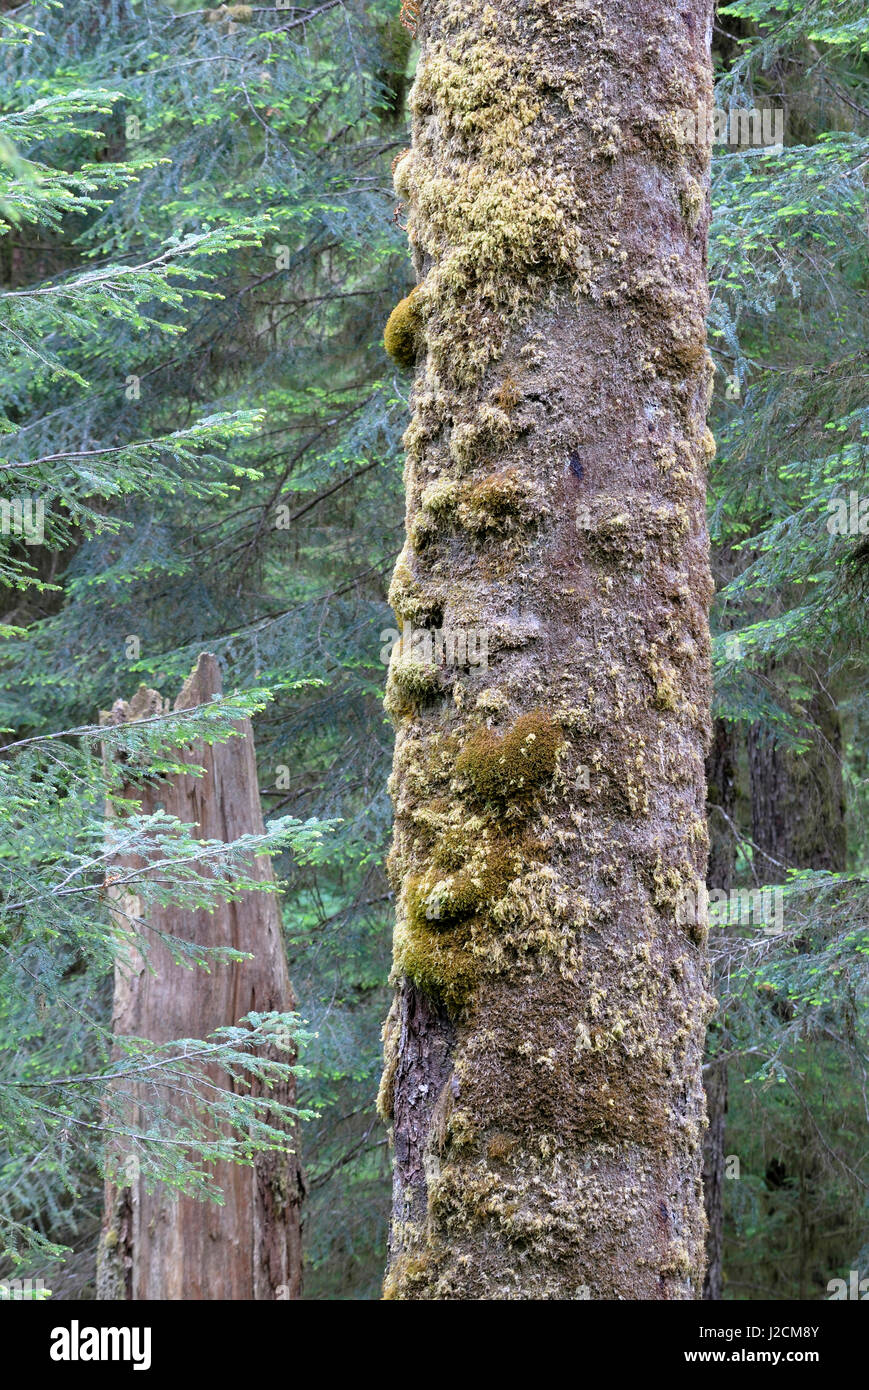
(0, 12), (336, 1274)
(707, 3), (869, 1297)
(0, 0), (405, 1296)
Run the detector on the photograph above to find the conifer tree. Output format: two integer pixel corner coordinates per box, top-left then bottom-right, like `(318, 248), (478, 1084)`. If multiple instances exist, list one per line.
(0, 0), (406, 1298)
(703, 0), (869, 1298)
(0, 29), (328, 1275)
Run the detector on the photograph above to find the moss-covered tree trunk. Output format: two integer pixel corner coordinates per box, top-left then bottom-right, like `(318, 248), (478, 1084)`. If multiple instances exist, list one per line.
(379, 0), (716, 1299)
(97, 654), (304, 1300)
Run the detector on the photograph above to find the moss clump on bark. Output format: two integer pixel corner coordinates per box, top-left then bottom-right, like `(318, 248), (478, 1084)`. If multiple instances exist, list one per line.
(420, 476), (462, 516)
(678, 172), (705, 228)
(383, 1253), (435, 1300)
(411, 469), (539, 548)
(458, 469), (536, 534)
(385, 652), (442, 717)
(457, 710), (563, 803)
(394, 916), (481, 1014)
(408, 32), (596, 384)
(406, 840), (520, 932)
(394, 826), (553, 1011)
(387, 548), (443, 626)
(384, 286), (424, 368)
(392, 148), (413, 199)
(448, 405), (517, 470)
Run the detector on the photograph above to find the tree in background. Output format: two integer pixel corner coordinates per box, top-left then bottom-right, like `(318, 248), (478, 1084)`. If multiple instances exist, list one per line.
(98, 654), (305, 1302)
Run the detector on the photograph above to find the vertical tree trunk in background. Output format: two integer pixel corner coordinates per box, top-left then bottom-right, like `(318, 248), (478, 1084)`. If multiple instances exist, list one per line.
(700, 1055), (727, 1300)
(702, 717), (737, 1301)
(97, 654), (303, 1300)
(747, 668), (846, 1299)
(379, 0), (716, 1298)
(749, 673), (847, 873)
(706, 718), (738, 894)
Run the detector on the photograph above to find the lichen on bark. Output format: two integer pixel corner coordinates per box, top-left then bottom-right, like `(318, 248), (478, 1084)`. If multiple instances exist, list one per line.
(381, 0), (716, 1299)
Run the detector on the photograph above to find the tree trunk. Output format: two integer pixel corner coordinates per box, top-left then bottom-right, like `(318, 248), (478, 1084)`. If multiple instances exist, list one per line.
(379, 0), (716, 1299)
(746, 669), (846, 1301)
(97, 653), (304, 1300)
(701, 717), (737, 1301)
(700, 1053), (727, 1301)
(748, 673), (847, 873)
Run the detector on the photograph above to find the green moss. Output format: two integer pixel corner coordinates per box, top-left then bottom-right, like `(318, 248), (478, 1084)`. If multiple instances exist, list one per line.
(678, 173), (705, 229)
(407, 468), (541, 550)
(457, 468), (533, 534)
(388, 551), (428, 622)
(384, 286), (424, 368)
(457, 709), (563, 803)
(408, 34), (592, 383)
(394, 652), (441, 698)
(702, 427), (716, 464)
(392, 148), (413, 200)
(406, 841), (520, 932)
(385, 651), (442, 717)
(474, 686), (509, 715)
(395, 916), (480, 1014)
(446, 1108), (478, 1151)
(449, 405), (516, 470)
(376, 993), (399, 1123)
(383, 1252), (435, 1300)
(395, 823), (550, 1011)
(647, 657), (680, 712)
(420, 477), (461, 516)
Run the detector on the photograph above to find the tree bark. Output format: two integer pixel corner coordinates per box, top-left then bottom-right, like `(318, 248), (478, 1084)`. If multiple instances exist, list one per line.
(97, 653), (304, 1300)
(746, 668), (846, 1300)
(748, 672), (847, 874)
(379, 0), (716, 1299)
(701, 717), (737, 1301)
